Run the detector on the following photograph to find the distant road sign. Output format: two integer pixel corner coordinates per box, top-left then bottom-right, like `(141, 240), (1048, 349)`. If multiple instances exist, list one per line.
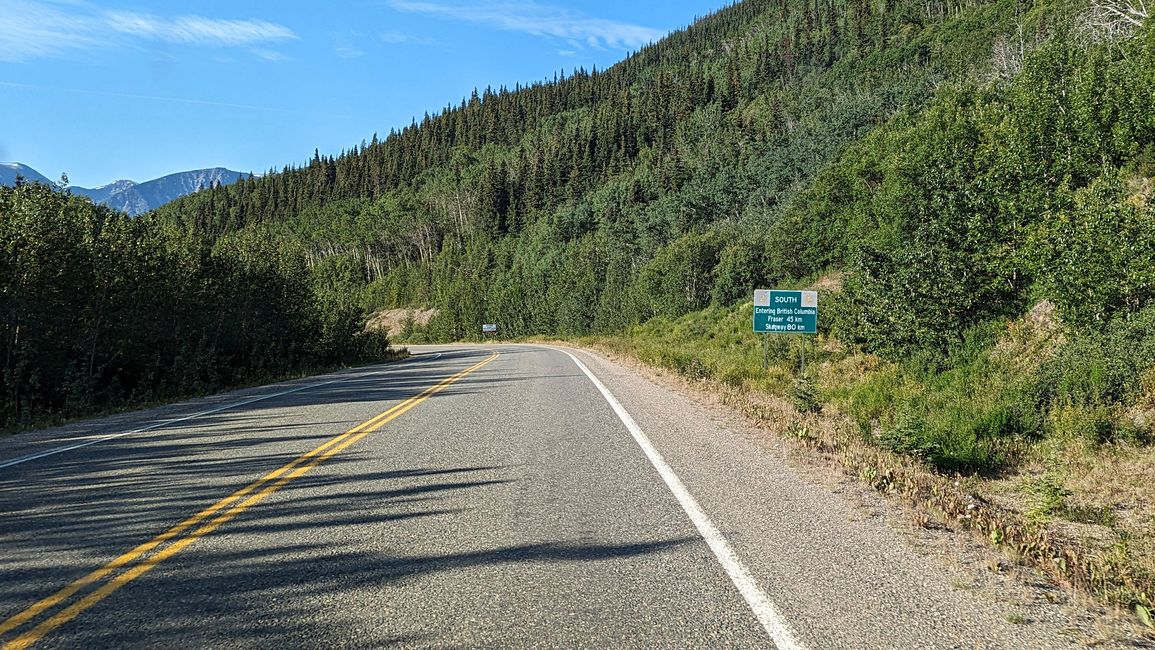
(753, 290), (818, 334)
(482, 324), (498, 334)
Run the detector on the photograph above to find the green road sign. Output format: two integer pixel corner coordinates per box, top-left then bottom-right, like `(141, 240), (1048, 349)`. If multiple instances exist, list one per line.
(753, 289), (818, 334)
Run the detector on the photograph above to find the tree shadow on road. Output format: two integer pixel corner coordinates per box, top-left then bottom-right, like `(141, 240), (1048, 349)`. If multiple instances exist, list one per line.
(0, 455), (699, 649)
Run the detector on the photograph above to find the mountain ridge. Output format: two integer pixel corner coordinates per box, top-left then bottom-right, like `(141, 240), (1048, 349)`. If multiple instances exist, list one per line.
(0, 162), (246, 215)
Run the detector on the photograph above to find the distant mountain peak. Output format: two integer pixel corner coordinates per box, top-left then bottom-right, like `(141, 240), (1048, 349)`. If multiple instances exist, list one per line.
(0, 163), (244, 215)
(0, 162), (54, 187)
(95, 179), (136, 191)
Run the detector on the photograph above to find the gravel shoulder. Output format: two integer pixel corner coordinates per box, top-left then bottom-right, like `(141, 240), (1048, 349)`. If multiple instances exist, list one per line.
(554, 342), (1151, 649)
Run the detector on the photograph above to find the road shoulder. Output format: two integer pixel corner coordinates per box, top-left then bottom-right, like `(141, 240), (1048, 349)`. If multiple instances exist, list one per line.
(550, 342), (1149, 649)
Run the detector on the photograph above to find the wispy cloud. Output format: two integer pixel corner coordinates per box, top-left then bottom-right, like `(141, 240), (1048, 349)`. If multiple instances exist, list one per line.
(334, 44), (365, 58)
(102, 11), (295, 46)
(334, 33), (366, 58)
(379, 29), (436, 45)
(0, 1), (102, 60)
(0, 0), (297, 62)
(250, 47), (291, 62)
(387, 1), (662, 50)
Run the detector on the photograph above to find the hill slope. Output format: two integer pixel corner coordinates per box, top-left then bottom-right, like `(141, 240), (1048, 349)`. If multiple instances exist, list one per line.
(155, 0), (1044, 331)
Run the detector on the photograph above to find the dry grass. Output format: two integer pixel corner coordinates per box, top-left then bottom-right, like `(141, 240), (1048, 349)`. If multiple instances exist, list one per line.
(569, 294), (1155, 638)
(1127, 175), (1153, 209)
(365, 308), (438, 338)
(1056, 443), (1155, 579)
(991, 300), (1065, 373)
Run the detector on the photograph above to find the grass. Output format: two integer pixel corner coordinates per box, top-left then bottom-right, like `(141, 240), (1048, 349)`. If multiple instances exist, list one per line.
(1024, 474), (1070, 525)
(577, 296), (1155, 627)
(592, 300), (1043, 474)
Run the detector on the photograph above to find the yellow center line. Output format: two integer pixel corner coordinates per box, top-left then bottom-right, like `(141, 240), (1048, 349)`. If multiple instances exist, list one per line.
(0, 392), (404, 636)
(1, 351), (498, 650)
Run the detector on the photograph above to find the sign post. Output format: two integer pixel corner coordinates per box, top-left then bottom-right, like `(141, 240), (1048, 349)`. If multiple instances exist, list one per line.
(753, 289), (818, 373)
(482, 324), (497, 337)
(761, 332), (770, 371)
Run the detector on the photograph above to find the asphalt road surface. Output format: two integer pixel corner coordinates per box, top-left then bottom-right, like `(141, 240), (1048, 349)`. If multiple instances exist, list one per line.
(0, 345), (1079, 649)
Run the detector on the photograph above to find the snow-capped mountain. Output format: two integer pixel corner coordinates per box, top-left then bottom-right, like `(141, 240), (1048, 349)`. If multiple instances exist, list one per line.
(0, 163), (246, 216)
(81, 179), (138, 206)
(0, 163), (54, 187)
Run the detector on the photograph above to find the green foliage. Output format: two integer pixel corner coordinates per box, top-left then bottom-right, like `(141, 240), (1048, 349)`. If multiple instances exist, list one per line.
(791, 373), (821, 413)
(1137, 604), (1154, 630)
(151, 0), (1038, 340)
(631, 231), (723, 321)
(1031, 304), (1155, 444)
(0, 183), (392, 430)
(826, 318), (1045, 471)
(1025, 177), (1155, 325)
(786, 24), (1155, 361)
(712, 233), (773, 306)
(1025, 474), (1070, 524)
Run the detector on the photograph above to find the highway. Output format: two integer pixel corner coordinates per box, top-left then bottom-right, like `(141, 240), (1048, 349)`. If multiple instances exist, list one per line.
(0, 345), (1077, 648)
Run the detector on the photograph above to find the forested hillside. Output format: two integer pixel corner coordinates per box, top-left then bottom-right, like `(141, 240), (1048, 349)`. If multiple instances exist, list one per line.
(0, 182), (392, 429)
(156, 0), (1046, 336)
(152, 0), (1152, 356)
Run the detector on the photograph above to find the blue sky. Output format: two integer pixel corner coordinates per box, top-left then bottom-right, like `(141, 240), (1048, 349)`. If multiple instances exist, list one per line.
(0, 0), (722, 188)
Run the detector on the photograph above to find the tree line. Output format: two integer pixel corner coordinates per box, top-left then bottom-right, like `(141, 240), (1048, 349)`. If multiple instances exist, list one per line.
(0, 181), (391, 430)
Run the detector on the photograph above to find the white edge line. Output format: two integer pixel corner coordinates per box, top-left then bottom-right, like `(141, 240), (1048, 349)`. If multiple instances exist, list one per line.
(0, 353), (444, 471)
(556, 347), (807, 650)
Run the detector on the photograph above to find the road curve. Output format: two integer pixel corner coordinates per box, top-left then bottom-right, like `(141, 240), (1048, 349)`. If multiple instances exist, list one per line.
(0, 344), (1078, 648)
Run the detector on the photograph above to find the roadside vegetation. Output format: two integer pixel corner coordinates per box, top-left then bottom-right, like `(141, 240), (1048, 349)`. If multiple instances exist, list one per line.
(0, 182), (397, 433)
(568, 20), (1155, 612)
(581, 290), (1154, 622)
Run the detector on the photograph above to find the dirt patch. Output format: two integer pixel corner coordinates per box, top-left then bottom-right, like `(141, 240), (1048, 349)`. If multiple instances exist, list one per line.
(366, 308), (438, 338)
(1128, 175), (1152, 209)
(992, 300), (1065, 373)
(812, 271), (844, 294)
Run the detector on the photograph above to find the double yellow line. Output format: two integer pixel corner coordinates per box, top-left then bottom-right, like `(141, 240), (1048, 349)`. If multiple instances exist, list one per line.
(0, 351), (498, 650)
